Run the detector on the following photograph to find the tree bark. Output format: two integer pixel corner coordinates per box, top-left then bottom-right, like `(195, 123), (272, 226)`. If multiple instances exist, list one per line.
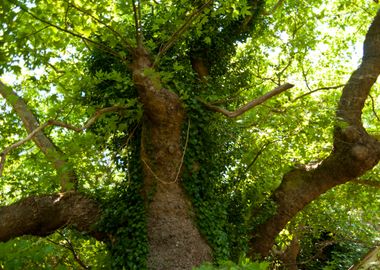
(249, 9), (380, 257)
(131, 47), (212, 269)
(0, 192), (101, 242)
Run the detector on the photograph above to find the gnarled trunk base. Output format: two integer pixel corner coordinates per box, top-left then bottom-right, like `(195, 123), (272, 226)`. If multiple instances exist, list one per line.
(147, 182), (212, 269)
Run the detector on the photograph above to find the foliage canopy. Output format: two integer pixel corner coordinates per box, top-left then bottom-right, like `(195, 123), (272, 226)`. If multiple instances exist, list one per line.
(0, 0), (379, 269)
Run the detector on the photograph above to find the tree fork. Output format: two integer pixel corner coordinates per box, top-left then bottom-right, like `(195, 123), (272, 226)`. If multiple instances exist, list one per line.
(249, 9), (380, 258)
(131, 47), (212, 269)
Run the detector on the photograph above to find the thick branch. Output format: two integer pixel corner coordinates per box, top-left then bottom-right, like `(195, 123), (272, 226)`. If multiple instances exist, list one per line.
(0, 192), (101, 242)
(337, 9), (380, 126)
(350, 179), (380, 189)
(349, 246), (380, 270)
(249, 9), (380, 258)
(0, 81), (77, 191)
(201, 83), (294, 118)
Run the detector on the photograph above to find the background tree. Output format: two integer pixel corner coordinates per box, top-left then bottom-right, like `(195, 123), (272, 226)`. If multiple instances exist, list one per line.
(0, 0), (379, 269)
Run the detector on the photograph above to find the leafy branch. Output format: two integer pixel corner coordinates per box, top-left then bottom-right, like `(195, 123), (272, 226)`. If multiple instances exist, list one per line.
(17, 4), (124, 60)
(62, 0), (134, 52)
(155, 0), (213, 63)
(0, 81), (78, 190)
(0, 106), (129, 176)
(47, 231), (90, 269)
(200, 83), (294, 118)
(262, 0), (287, 15)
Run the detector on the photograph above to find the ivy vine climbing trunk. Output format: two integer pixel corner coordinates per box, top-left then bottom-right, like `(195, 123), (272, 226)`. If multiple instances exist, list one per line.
(131, 47), (212, 269)
(249, 9), (380, 258)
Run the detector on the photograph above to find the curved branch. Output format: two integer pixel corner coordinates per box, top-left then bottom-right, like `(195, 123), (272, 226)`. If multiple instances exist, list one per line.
(49, 105), (130, 132)
(0, 81), (77, 191)
(369, 94), (380, 121)
(0, 103), (129, 177)
(293, 84), (345, 102)
(0, 192), (101, 243)
(337, 9), (380, 126)
(200, 83), (294, 118)
(47, 231), (90, 269)
(249, 9), (380, 258)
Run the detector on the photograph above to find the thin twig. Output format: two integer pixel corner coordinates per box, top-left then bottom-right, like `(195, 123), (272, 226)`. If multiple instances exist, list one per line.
(19, 25), (50, 39)
(18, 5), (123, 60)
(263, 0), (287, 15)
(293, 84), (345, 102)
(200, 83), (294, 118)
(62, 0), (134, 52)
(174, 119), (191, 183)
(132, 0), (143, 48)
(155, 0), (213, 64)
(47, 63), (65, 74)
(242, 141), (273, 175)
(0, 121), (50, 176)
(276, 59), (294, 85)
(369, 94), (380, 121)
(301, 64), (313, 92)
(47, 232), (90, 269)
(0, 106), (129, 176)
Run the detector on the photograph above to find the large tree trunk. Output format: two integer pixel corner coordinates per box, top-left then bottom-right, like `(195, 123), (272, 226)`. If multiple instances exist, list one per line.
(249, 9), (380, 258)
(131, 47), (212, 269)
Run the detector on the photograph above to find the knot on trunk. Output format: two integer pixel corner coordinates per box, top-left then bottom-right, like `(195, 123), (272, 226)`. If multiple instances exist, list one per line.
(341, 125), (362, 142)
(351, 144), (369, 160)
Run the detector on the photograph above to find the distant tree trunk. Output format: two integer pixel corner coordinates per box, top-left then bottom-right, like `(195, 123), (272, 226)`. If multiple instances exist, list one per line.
(131, 47), (212, 269)
(249, 9), (380, 258)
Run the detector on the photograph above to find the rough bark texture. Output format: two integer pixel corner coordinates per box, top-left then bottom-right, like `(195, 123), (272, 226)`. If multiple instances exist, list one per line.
(280, 236), (300, 270)
(132, 47), (212, 269)
(0, 192), (101, 242)
(249, 9), (380, 257)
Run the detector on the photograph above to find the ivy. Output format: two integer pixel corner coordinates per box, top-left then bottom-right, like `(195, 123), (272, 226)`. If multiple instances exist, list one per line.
(1, 0), (379, 269)
(95, 129), (148, 269)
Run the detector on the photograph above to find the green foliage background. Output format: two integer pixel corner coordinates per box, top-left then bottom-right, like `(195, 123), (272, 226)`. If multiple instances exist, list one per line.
(0, 0), (379, 269)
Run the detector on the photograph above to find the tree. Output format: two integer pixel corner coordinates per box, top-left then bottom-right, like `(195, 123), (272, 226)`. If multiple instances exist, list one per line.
(0, 0), (379, 269)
